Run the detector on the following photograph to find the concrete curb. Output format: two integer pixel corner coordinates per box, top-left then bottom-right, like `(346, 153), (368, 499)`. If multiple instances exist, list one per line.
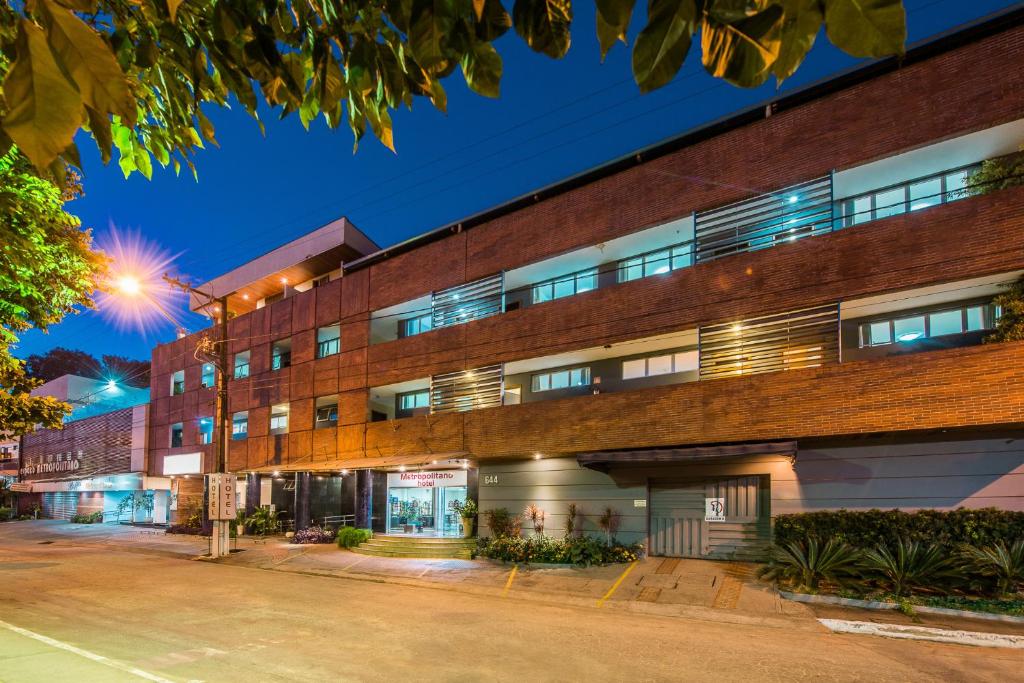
(818, 619), (1024, 649)
(780, 590), (1024, 624)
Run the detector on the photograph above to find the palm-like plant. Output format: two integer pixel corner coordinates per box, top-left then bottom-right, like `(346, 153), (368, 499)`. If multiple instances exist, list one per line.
(756, 539), (861, 592)
(959, 541), (1024, 597)
(861, 539), (959, 596)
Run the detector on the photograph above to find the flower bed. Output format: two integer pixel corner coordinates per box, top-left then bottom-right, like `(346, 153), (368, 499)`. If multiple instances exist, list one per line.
(291, 525), (335, 544)
(477, 535), (642, 567)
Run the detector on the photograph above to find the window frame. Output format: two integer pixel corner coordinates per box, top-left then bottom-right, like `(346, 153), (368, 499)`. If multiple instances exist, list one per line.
(621, 350), (699, 380)
(530, 267), (600, 305)
(838, 163), (980, 228)
(530, 366), (592, 393)
(617, 242), (693, 283)
(398, 390), (430, 411)
(857, 302), (999, 348)
(231, 412), (249, 440)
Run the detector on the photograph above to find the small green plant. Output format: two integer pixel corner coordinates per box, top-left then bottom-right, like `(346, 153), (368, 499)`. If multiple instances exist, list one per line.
(477, 535), (642, 567)
(336, 526), (372, 549)
(524, 504), (545, 536)
(115, 495), (134, 523)
(860, 539), (960, 597)
(71, 511), (103, 524)
(756, 539), (862, 592)
(958, 540), (1024, 597)
(246, 506), (281, 536)
(597, 507), (621, 544)
(452, 498), (477, 519)
(965, 147), (1024, 198)
(484, 508), (521, 539)
(985, 276), (1024, 344)
(0, 506), (13, 521)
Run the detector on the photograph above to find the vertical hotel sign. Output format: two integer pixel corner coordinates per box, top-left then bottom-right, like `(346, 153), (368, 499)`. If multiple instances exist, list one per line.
(386, 470), (468, 488)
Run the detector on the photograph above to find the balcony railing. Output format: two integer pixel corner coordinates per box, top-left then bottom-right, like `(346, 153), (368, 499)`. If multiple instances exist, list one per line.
(430, 364), (503, 414)
(432, 274), (504, 329)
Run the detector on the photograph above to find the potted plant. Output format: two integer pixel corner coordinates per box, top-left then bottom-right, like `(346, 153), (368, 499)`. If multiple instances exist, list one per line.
(453, 498), (477, 538)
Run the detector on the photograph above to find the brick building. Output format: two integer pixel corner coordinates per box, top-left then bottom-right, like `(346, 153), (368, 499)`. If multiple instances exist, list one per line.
(148, 10), (1024, 558)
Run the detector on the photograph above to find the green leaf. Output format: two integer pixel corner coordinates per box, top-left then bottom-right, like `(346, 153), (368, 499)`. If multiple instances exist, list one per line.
(460, 41), (503, 97)
(38, 0), (136, 127)
(701, 1), (784, 88)
(1, 19), (84, 169)
(409, 0), (456, 70)
(513, 0), (573, 59)
(823, 0), (905, 58)
(773, 0), (823, 83)
(631, 0), (697, 93)
(167, 0), (186, 22)
(133, 145), (153, 180)
(595, 0), (636, 61)
(475, 0), (513, 41)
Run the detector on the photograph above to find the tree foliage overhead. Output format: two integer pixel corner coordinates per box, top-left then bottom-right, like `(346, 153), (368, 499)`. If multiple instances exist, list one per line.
(0, 148), (107, 434)
(0, 0), (907, 179)
(24, 347), (151, 387)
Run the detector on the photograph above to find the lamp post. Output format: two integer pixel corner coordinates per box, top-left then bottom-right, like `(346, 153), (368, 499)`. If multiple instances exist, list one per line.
(113, 271), (233, 558)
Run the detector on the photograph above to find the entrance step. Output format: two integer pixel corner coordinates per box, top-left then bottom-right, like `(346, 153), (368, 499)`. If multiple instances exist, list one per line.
(351, 535), (477, 559)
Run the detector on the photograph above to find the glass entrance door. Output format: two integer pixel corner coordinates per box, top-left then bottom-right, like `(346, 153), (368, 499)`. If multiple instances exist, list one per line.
(438, 486), (467, 536)
(388, 487), (435, 534)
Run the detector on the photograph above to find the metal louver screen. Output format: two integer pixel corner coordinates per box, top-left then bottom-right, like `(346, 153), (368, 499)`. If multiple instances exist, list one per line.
(430, 364), (504, 414)
(698, 304), (839, 380)
(432, 273), (504, 329)
(695, 176), (833, 263)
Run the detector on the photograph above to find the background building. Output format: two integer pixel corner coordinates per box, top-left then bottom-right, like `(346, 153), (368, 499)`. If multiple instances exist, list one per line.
(19, 375), (160, 522)
(148, 11), (1024, 555)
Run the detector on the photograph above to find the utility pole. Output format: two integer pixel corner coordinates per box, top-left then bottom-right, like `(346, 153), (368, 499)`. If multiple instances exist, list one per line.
(164, 275), (233, 558)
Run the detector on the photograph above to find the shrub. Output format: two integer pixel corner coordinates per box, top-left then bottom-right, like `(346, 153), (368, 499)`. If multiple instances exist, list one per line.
(773, 508), (1024, 551)
(291, 525), (335, 544)
(452, 498), (477, 518)
(524, 504), (545, 535)
(0, 507), (13, 521)
(597, 507), (621, 543)
(336, 526), (372, 549)
(484, 508), (522, 538)
(958, 540), (1024, 597)
(477, 535), (642, 566)
(860, 539), (961, 596)
(246, 506), (281, 536)
(70, 511), (103, 524)
(166, 524), (202, 535)
(756, 539), (861, 592)
(565, 502), (579, 539)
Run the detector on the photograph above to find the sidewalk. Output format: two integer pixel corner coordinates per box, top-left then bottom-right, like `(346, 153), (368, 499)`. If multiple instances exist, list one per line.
(215, 539), (818, 629)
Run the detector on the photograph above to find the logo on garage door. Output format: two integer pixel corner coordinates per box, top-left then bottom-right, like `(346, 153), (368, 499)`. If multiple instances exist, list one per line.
(705, 497), (726, 522)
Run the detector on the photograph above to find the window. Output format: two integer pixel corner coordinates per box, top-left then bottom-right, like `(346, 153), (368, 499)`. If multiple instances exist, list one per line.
(531, 268), (598, 304)
(231, 412), (248, 440)
(198, 417), (214, 445)
(315, 396), (338, 427)
(271, 339), (291, 370)
(171, 370), (184, 395)
(170, 422), (184, 448)
(398, 390), (430, 411)
(618, 243), (693, 283)
(400, 313), (433, 338)
(858, 303), (999, 348)
(531, 366), (591, 392)
(233, 351), (250, 379)
(317, 324), (341, 358)
(838, 164), (980, 228)
(270, 404), (289, 432)
(622, 351), (699, 380)
(200, 363), (216, 388)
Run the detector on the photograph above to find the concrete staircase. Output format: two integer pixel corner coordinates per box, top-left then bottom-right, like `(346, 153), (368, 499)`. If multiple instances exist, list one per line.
(350, 535), (477, 559)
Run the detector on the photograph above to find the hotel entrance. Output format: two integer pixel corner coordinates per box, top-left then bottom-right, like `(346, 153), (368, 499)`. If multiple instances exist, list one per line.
(386, 470), (468, 536)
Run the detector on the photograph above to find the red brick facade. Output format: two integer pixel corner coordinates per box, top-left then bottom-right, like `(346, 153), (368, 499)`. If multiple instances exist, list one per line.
(148, 20), (1024, 476)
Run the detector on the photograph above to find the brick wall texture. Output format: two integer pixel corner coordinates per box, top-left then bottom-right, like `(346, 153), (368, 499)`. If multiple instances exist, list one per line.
(147, 22), (1024, 474)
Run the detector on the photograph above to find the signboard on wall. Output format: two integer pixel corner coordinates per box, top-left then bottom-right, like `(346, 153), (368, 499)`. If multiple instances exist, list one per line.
(705, 498), (726, 522)
(386, 470), (468, 489)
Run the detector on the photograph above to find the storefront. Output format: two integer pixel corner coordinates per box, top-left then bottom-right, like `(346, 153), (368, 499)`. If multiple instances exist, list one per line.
(30, 473), (172, 523)
(386, 470), (468, 536)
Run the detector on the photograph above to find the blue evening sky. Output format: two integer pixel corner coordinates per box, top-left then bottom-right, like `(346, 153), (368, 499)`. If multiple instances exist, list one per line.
(16, 0), (1020, 362)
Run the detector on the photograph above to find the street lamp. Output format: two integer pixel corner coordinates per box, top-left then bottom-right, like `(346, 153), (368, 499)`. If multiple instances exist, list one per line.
(107, 258), (234, 558)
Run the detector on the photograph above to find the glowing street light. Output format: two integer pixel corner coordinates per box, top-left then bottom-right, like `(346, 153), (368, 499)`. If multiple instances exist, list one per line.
(116, 275), (142, 297)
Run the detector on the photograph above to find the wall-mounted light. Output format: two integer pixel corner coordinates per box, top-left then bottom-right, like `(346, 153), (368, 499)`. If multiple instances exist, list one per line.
(399, 465), (406, 472)
(272, 470), (280, 476)
(533, 453), (542, 460)
(340, 469), (349, 475)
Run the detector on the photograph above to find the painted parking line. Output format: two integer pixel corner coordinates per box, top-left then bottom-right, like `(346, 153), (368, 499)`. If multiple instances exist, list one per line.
(0, 619), (178, 682)
(596, 561), (638, 608)
(502, 564), (519, 597)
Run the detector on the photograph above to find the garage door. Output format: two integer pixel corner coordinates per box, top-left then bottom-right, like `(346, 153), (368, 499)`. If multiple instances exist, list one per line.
(650, 476), (769, 560)
(42, 492), (79, 521)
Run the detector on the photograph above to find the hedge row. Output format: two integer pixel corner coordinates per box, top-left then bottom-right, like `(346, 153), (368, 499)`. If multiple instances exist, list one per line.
(773, 508), (1024, 550)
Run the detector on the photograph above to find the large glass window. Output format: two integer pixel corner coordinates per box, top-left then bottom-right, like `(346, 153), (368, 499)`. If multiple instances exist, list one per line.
(171, 370), (184, 395)
(622, 351), (699, 380)
(858, 303), (999, 348)
(200, 363), (216, 388)
(317, 324), (341, 358)
(271, 339), (291, 370)
(531, 366), (591, 392)
(170, 422), (183, 448)
(838, 164), (980, 228)
(198, 417), (214, 445)
(231, 411), (248, 440)
(618, 243), (693, 283)
(270, 404), (289, 433)
(399, 390), (430, 411)
(531, 268), (598, 305)
(233, 351), (250, 379)
(400, 313), (433, 338)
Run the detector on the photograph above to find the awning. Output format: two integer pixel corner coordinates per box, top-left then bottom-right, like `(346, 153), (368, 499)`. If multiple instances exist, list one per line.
(246, 451), (470, 474)
(578, 441), (797, 472)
